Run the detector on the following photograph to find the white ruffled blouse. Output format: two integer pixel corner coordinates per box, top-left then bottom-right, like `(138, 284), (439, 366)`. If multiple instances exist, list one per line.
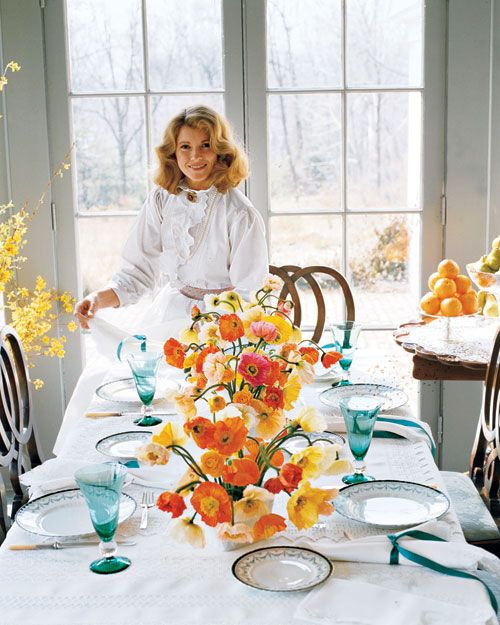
(107, 184), (269, 312)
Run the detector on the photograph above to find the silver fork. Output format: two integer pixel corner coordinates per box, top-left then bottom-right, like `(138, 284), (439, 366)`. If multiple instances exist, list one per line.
(139, 490), (155, 529)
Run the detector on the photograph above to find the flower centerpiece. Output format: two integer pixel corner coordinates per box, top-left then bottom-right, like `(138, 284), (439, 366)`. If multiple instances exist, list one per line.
(138, 277), (349, 548)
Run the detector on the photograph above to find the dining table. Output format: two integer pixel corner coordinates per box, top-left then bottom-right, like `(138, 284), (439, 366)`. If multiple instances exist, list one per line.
(0, 357), (499, 625)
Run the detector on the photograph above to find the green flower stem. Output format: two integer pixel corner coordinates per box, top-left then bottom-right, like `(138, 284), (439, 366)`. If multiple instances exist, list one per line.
(189, 511), (198, 523)
(219, 299), (236, 312)
(168, 444), (209, 481)
(175, 480), (201, 494)
(194, 382), (232, 401)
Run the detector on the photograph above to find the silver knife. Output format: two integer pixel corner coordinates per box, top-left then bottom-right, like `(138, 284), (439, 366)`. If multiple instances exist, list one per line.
(9, 539), (136, 550)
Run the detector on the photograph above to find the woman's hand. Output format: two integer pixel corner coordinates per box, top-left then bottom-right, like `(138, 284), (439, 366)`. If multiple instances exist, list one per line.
(73, 289), (120, 329)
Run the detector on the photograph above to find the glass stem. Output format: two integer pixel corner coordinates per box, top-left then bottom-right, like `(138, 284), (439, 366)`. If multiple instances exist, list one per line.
(353, 459), (365, 476)
(100, 539), (117, 560)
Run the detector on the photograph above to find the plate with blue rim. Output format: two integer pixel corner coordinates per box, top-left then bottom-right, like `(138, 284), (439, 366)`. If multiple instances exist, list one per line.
(320, 383), (408, 412)
(95, 377), (179, 406)
(232, 546), (333, 591)
(15, 489), (137, 538)
(285, 431), (345, 454)
(96, 430), (153, 461)
(335, 480), (450, 529)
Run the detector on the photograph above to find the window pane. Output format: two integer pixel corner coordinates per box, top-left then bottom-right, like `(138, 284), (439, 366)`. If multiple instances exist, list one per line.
(270, 214), (344, 329)
(347, 92), (421, 210)
(78, 216), (136, 294)
(147, 0), (223, 91)
(67, 0), (144, 93)
(346, 0), (423, 88)
(268, 94), (341, 212)
(72, 97), (147, 212)
(150, 94), (225, 157)
(346, 213), (420, 326)
(267, 0), (342, 89)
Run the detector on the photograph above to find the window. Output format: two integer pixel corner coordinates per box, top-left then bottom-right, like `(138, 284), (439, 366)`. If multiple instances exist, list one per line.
(59, 0), (433, 409)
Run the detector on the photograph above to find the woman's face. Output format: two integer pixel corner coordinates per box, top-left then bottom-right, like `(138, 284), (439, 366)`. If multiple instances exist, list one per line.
(175, 125), (217, 190)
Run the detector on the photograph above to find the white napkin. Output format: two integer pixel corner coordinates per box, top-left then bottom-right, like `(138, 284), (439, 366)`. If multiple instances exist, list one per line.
(295, 577), (497, 625)
(88, 316), (132, 361)
(294, 520), (500, 575)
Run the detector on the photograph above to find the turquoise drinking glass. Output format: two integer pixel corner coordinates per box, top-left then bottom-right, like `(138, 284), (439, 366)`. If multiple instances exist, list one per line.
(339, 396), (382, 484)
(331, 321), (362, 386)
(127, 351), (163, 426)
(74, 462), (131, 574)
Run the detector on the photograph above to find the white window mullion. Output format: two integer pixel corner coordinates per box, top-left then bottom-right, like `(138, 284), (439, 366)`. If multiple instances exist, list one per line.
(242, 0), (269, 232)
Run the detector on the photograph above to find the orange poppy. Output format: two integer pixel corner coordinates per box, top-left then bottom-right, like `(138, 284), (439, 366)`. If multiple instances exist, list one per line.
(191, 304), (201, 319)
(195, 344), (219, 373)
(233, 389), (254, 405)
(279, 463), (303, 490)
(263, 386), (285, 410)
(263, 477), (285, 494)
(219, 313), (244, 342)
(253, 513), (287, 541)
(184, 417), (215, 449)
(157, 491), (187, 518)
(191, 482), (232, 527)
(299, 346), (319, 365)
(244, 437), (261, 460)
(321, 350), (342, 368)
(163, 338), (186, 368)
(207, 395), (226, 413)
(263, 359), (281, 386)
(222, 458), (261, 487)
(200, 450), (226, 478)
(210, 417), (248, 456)
(270, 449), (284, 467)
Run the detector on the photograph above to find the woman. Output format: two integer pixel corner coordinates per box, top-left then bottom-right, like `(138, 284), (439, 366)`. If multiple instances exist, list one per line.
(74, 105), (268, 334)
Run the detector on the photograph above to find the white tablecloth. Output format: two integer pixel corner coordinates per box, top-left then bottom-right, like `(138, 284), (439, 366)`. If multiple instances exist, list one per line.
(1, 362), (498, 625)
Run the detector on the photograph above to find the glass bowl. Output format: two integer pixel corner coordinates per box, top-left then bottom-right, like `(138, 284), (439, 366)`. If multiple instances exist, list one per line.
(418, 308), (479, 343)
(466, 262), (500, 292)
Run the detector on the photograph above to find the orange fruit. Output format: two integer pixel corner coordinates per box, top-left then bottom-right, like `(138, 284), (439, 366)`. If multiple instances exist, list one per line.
(453, 274), (472, 294)
(460, 290), (479, 314)
(433, 278), (457, 299)
(428, 272), (440, 291)
(420, 292), (441, 315)
(437, 258), (460, 279)
(440, 297), (463, 317)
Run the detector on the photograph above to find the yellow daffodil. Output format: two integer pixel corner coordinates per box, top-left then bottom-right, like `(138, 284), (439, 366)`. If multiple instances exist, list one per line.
(283, 373), (301, 410)
(234, 485), (273, 522)
(295, 406), (326, 433)
(152, 421), (188, 447)
(263, 314), (292, 344)
(179, 327), (199, 344)
(290, 445), (326, 479)
(169, 517), (205, 548)
(287, 481), (338, 530)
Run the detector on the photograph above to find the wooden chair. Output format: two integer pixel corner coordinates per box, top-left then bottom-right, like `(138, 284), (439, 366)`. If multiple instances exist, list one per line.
(442, 326), (500, 555)
(0, 325), (43, 541)
(269, 265), (355, 342)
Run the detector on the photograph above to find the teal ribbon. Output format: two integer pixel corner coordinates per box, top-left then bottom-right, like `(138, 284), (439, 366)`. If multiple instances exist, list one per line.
(387, 529), (498, 612)
(376, 416), (436, 458)
(116, 334), (147, 361)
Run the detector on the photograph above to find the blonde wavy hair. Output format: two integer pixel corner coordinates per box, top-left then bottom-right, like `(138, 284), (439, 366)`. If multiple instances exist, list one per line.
(154, 105), (249, 194)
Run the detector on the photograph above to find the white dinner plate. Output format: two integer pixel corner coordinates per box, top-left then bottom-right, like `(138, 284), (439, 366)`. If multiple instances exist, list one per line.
(96, 431), (152, 460)
(286, 431), (345, 454)
(15, 489), (137, 538)
(335, 480), (450, 528)
(320, 383), (408, 412)
(95, 377), (179, 406)
(232, 546), (333, 591)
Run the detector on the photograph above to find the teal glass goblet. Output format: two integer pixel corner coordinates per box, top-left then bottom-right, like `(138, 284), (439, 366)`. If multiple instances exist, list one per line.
(339, 396), (382, 484)
(331, 321), (362, 386)
(74, 462), (131, 574)
(127, 351), (163, 426)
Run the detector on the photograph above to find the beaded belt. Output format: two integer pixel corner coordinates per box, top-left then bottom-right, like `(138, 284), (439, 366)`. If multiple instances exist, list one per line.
(179, 285), (231, 301)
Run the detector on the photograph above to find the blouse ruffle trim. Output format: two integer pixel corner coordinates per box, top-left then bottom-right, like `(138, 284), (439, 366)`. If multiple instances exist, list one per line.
(161, 186), (214, 285)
